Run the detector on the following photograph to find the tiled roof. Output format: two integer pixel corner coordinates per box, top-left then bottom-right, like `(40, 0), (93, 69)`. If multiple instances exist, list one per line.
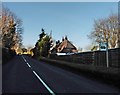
(57, 39), (77, 53)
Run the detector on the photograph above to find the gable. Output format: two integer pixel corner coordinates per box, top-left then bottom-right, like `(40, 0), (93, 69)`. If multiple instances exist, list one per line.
(57, 39), (77, 53)
(67, 41), (76, 49)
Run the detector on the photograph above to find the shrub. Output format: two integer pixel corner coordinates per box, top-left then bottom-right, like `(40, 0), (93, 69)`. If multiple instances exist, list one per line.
(2, 48), (16, 64)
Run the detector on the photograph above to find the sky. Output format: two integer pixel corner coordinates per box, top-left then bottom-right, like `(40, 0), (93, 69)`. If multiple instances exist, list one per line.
(3, 2), (118, 50)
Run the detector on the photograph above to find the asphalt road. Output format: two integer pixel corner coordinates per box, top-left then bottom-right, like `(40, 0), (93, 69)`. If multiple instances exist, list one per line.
(2, 55), (120, 94)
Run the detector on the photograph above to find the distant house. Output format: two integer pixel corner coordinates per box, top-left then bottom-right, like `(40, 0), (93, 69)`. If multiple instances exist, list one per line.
(51, 36), (78, 54)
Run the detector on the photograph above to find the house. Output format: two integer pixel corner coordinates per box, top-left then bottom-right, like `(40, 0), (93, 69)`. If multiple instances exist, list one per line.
(51, 36), (78, 54)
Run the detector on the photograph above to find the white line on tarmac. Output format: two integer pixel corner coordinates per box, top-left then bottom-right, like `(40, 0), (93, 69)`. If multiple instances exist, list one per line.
(22, 55), (55, 95)
(26, 62), (31, 68)
(33, 70), (55, 95)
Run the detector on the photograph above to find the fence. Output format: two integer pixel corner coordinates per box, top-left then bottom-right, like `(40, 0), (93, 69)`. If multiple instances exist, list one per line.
(50, 48), (120, 68)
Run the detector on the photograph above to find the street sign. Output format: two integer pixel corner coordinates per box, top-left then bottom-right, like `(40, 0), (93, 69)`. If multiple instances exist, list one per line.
(99, 41), (109, 68)
(99, 42), (107, 51)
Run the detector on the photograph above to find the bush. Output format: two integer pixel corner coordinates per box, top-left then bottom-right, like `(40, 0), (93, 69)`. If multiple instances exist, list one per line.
(2, 48), (16, 64)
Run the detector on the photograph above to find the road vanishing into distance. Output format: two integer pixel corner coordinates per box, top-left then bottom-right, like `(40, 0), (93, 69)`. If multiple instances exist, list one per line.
(2, 55), (120, 94)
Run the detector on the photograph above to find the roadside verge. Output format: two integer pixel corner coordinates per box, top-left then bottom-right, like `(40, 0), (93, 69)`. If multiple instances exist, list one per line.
(39, 57), (120, 89)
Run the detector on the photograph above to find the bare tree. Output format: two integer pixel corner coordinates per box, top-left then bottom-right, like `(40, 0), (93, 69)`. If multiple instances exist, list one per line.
(88, 13), (119, 49)
(0, 6), (23, 50)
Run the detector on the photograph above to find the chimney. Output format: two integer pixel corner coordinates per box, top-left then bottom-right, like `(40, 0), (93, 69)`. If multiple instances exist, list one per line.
(62, 37), (64, 41)
(65, 36), (68, 40)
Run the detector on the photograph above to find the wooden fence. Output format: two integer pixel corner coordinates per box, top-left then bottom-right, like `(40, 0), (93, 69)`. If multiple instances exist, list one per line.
(50, 48), (120, 68)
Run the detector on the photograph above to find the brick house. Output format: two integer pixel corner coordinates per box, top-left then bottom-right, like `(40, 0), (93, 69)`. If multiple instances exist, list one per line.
(51, 36), (78, 54)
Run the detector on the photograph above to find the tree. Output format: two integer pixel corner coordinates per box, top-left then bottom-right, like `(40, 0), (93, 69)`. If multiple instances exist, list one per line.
(34, 29), (53, 57)
(88, 14), (119, 49)
(39, 35), (51, 57)
(0, 6), (23, 50)
(27, 45), (34, 55)
(21, 48), (27, 53)
(39, 28), (45, 41)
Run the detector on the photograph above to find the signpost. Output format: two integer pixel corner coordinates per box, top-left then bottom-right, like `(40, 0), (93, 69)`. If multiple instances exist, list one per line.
(100, 41), (109, 68)
(99, 42), (107, 51)
(106, 39), (109, 68)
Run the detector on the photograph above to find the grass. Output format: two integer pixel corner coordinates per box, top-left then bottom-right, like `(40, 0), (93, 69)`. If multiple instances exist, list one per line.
(39, 57), (120, 89)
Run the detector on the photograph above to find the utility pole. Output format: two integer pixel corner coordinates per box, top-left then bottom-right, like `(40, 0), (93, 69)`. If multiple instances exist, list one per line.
(106, 38), (109, 68)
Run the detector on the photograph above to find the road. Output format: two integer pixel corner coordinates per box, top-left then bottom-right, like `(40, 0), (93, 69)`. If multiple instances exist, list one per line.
(2, 55), (120, 94)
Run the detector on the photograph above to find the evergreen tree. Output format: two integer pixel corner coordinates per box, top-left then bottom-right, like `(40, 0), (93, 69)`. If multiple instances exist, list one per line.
(34, 29), (53, 57)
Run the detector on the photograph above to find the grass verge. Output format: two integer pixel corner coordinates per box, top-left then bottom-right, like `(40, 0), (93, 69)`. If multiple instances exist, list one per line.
(39, 57), (120, 89)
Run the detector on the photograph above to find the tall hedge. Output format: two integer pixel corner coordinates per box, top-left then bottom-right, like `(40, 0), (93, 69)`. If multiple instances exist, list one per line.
(2, 48), (16, 64)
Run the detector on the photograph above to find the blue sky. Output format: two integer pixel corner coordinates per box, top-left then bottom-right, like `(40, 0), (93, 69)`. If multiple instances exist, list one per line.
(3, 2), (118, 49)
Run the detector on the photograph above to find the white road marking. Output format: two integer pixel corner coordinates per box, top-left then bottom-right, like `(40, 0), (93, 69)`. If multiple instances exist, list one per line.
(26, 62), (31, 68)
(22, 56), (26, 62)
(22, 55), (55, 95)
(33, 70), (55, 95)
(22, 56), (30, 67)
(24, 59), (27, 62)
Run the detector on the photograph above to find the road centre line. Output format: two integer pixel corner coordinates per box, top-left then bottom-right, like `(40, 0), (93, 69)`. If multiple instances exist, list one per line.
(33, 70), (55, 95)
(22, 55), (55, 95)
(22, 56), (31, 68)
(22, 56), (27, 62)
(26, 62), (31, 68)
(24, 59), (27, 62)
